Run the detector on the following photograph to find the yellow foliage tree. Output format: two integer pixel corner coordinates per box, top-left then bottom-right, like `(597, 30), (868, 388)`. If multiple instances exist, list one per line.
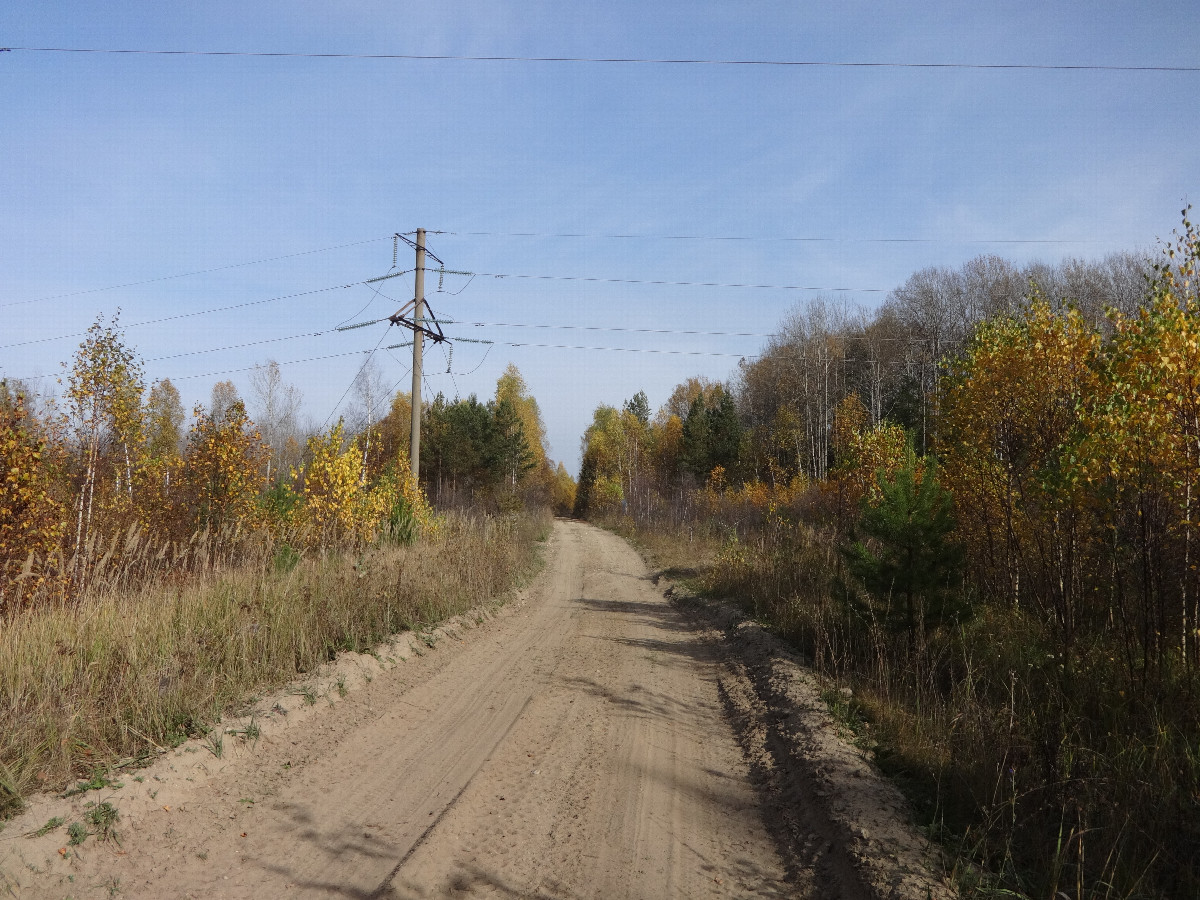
(0, 387), (66, 611)
(180, 401), (268, 534)
(939, 296), (1101, 641)
(826, 393), (908, 525)
(550, 462), (577, 516)
(1085, 215), (1200, 663)
(298, 422), (437, 545)
(62, 314), (145, 564)
(297, 421), (363, 541)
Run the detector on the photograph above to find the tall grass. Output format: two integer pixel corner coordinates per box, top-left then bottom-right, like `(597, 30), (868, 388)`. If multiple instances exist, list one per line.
(601, 504), (1200, 899)
(0, 508), (550, 816)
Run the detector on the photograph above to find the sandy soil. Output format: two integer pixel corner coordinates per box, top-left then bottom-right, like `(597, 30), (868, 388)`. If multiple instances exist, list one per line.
(0, 520), (952, 899)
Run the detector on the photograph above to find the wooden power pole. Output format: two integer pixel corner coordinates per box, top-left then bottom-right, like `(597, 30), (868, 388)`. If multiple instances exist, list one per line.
(387, 229), (445, 484)
(409, 228), (426, 481)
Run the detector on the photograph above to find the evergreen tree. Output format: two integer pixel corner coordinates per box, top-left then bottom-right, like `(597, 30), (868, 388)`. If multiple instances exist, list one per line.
(845, 448), (965, 636)
(680, 395), (712, 480)
(706, 387), (742, 476)
(624, 390), (650, 427)
(490, 398), (535, 487)
(573, 449), (598, 518)
(422, 394), (492, 492)
(678, 386), (742, 482)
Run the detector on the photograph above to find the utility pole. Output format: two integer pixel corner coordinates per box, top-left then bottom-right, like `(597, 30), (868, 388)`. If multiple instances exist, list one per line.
(387, 229), (445, 483)
(410, 228), (426, 481)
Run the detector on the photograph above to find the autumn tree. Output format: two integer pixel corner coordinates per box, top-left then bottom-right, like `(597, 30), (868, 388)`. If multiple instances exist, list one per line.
(0, 385), (65, 610)
(492, 398), (536, 489)
(939, 294), (1103, 655)
(61, 314), (145, 568)
(248, 360), (303, 484)
(661, 376), (722, 422)
(209, 380), (242, 422)
(575, 405), (629, 515)
(348, 358), (390, 484)
(136, 378), (186, 532)
(550, 462), (577, 516)
(825, 393), (908, 527)
(144, 379), (184, 466)
(651, 412), (685, 479)
(1084, 212), (1200, 668)
(495, 364), (552, 501)
(296, 421), (363, 539)
(374, 390), (414, 483)
(179, 400), (268, 533)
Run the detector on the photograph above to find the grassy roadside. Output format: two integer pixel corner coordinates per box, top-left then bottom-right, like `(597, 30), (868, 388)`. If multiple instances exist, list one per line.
(0, 508), (552, 818)
(599, 511), (1198, 900)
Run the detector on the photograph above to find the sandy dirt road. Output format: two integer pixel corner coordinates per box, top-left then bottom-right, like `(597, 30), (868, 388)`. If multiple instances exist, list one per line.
(6, 520), (812, 899)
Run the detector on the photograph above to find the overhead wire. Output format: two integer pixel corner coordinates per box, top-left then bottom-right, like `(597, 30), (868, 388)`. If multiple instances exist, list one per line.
(3, 47), (1197, 72)
(0, 234), (1061, 393)
(335, 270), (412, 329)
(2, 262), (893, 352)
(132, 318), (937, 368)
(385, 360), (414, 398)
(0, 283), (356, 350)
(450, 320), (939, 343)
(461, 344), (493, 376)
(0, 236), (390, 309)
(16, 337), (944, 387)
(146, 330), (326, 362)
(453, 320), (775, 338)
(439, 270), (887, 293)
(488, 341), (750, 358)
(170, 347), (388, 381)
(37, 309), (925, 373)
(440, 229), (1110, 245)
(321, 326), (392, 429)
(1, 227), (1127, 318)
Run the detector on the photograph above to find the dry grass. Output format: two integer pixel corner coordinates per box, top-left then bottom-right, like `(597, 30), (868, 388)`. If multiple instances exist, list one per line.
(599, 514), (719, 585)
(608, 509), (1200, 899)
(0, 508), (551, 814)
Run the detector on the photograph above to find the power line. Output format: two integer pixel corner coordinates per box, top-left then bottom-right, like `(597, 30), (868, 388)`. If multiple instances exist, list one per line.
(155, 340), (770, 379)
(1, 228), (1128, 315)
(145, 331), (326, 362)
(484, 342), (942, 367)
(321, 327), (392, 429)
(2, 46), (1196, 72)
(453, 320), (774, 338)
(0, 282), (356, 350)
(446, 271), (887, 293)
(4, 331), (958, 387)
(443, 229), (1109, 245)
(490, 341), (751, 358)
(136, 317), (939, 365)
(169, 348), (386, 381)
(336, 271), (413, 328)
(0, 237), (389, 309)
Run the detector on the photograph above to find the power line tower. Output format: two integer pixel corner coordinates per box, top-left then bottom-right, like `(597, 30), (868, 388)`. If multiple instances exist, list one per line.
(388, 229), (446, 481)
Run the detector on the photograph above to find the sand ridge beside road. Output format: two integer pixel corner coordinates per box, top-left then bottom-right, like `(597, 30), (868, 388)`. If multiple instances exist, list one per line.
(2, 520), (948, 899)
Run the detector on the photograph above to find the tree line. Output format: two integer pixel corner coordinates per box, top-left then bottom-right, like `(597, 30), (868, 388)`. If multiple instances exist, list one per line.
(574, 221), (1200, 897)
(0, 326), (566, 613)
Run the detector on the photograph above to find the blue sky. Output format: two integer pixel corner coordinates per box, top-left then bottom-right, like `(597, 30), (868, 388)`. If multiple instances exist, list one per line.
(3, 2), (1198, 471)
